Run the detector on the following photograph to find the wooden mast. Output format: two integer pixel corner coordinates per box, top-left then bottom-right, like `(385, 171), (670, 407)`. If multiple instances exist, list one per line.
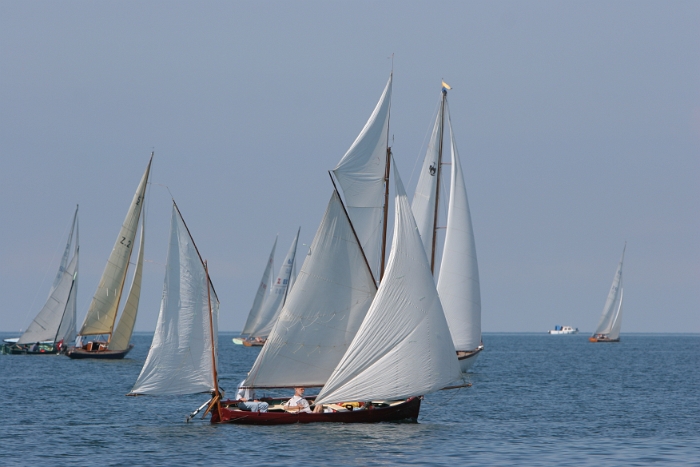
(204, 260), (221, 419)
(430, 88), (447, 273)
(379, 70), (393, 283)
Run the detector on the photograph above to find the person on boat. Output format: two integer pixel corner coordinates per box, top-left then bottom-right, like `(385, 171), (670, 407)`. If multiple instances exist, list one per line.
(236, 381), (268, 412)
(284, 387), (324, 413)
(29, 342), (39, 352)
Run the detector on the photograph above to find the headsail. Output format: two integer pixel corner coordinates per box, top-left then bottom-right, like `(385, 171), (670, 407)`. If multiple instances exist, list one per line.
(18, 207), (79, 345)
(243, 191), (376, 389)
(241, 238), (276, 337)
(130, 203), (219, 396)
(333, 74), (392, 279)
(108, 216), (145, 351)
(436, 107), (482, 352)
(79, 155), (152, 337)
(315, 166), (462, 405)
(593, 244), (626, 338)
(245, 229), (300, 338)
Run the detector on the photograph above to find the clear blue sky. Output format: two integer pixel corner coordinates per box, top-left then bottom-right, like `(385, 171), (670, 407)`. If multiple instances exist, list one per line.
(1, 1), (698, 333)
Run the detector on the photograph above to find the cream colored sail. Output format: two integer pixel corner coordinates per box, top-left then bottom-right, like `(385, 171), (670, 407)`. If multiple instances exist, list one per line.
(130, 203), (219, 396)
(315, 166), (462, 405)
(333, 74), (392, 279)
(437, 109), (482, 352)
(243, 191), (376, 389)
(108, 217), (145, 351)
(79, 154), (152, 337)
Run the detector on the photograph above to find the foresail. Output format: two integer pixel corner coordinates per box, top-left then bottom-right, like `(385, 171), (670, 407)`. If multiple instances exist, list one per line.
(130, 205), (218, 396)
(109, 217), (145, 351)
(18, 254), (78, 344)
(247, 228), (300, 338)
(594, 244), (625, 336)
(315, 167), (461, 405)
(411, 97), (443, 263)
(241, 238), (276, 337)
(79, 155), (152, 336)
(243, 191), (376, 389)
(437, 109), (482, 352)
(333, 74), (392, 279)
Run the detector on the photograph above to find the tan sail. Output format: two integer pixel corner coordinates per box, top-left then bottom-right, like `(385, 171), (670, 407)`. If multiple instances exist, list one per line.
(108, 216), (145, 351)
(78, 154), (152, 337)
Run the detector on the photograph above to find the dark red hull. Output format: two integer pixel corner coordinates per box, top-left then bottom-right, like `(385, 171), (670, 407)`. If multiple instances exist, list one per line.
(210, 397), (421, 425)
(66, 344), (134, 359)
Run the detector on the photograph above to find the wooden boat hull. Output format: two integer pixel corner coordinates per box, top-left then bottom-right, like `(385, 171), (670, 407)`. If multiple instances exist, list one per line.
(589, 336), (620, 343)
(242, 339), (265, 347)
(211, 397), (421, 425)
(457, 346), (483, 372)
(66, 344), (134, 359)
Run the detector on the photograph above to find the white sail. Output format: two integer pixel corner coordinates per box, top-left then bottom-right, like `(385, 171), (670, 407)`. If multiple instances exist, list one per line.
(241, 238), (276, 337)
(609, 289), (623, 340)
(411, 99), (443, 264)
(79, 155), (152, 336)
(243, 191), (376, 389)
(246, 229), (300, 338)
(18, 253), (78, 344)
(130, 204), (219, 396)
(18, 208), (79, 345)
(315, 167), (462, 405)
(436, 109), (482, 352)
(594, 244), (625, 338)
(108, 216), (145, 351)
(333, 74), (392, 279)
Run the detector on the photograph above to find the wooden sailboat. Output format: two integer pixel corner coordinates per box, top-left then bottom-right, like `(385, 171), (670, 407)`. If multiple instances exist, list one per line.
(211, 166), (463, 424)
(589, 243), (625, 343)
(411, 82), (483, 372)
(1, 206), (79, 355)
(235, 230), (300, 347)
(67, 154), (152, 359)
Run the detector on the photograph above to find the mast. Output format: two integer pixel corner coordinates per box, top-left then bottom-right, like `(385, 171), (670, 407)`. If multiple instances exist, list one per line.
(430, 88), (447, 273)
(379, 70), (393, 282)
(204, 260), (221, 418)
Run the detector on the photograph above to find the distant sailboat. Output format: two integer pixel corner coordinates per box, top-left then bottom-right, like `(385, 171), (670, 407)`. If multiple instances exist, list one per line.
(1, 206), (79, 355)
(235, 230), (300, 347)
(67, 153), (152, 359)
(411, 82), (483, 372)
(589, 243), (626, 343)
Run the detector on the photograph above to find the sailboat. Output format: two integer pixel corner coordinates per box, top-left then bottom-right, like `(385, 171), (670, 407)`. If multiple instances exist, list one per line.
(589, 243), (626, 343)
(211, 168), (461, 424)
(411, 82), (483, 372)
(67, 153), (152, 359)
(234, 230), (300, 347)
(1, 206), (79, 355)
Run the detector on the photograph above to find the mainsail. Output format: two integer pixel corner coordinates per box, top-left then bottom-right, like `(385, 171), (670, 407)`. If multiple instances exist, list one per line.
(593, 244), (626, 340)
(436, 109), (482, 352)
(130, 203), (219, 396)
(243, 191), (377, 389)
(333, 74), (392, 280)
(245, 229), (300, 338)
(315, 166), (462, 405)
(78, 154), (152, 338)
(18, 206), (79, 345)
(241, 238), (276, 337)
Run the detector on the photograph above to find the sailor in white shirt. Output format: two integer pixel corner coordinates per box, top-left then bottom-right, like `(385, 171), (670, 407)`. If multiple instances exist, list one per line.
(283, 387), (315, 413)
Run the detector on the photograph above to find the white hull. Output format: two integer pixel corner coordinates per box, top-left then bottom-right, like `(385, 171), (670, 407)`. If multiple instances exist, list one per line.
(548, 329), (578, 335)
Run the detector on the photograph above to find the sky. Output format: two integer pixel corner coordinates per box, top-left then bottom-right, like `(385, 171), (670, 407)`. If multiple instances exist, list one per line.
(1, 1), (698, 334)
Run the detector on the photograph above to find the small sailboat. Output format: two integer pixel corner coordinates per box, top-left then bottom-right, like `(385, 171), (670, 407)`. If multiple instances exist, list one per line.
(411, 82), (483, 372)
(589, 243), (626, 343)
(235, 230), (300, 347)
(67, 153), (152, 359)
(128, 201), (220, 406)
(1, 206), (79, 355)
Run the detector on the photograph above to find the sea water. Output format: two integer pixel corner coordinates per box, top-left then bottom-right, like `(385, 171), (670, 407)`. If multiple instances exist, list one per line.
(0, 332), (698, 466)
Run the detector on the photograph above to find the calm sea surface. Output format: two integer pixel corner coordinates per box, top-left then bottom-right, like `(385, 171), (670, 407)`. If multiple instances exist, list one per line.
(1, 332), (698, 466)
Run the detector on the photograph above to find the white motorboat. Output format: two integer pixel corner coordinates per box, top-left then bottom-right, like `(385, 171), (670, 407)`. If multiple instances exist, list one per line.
(548, 325), (579, 335)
